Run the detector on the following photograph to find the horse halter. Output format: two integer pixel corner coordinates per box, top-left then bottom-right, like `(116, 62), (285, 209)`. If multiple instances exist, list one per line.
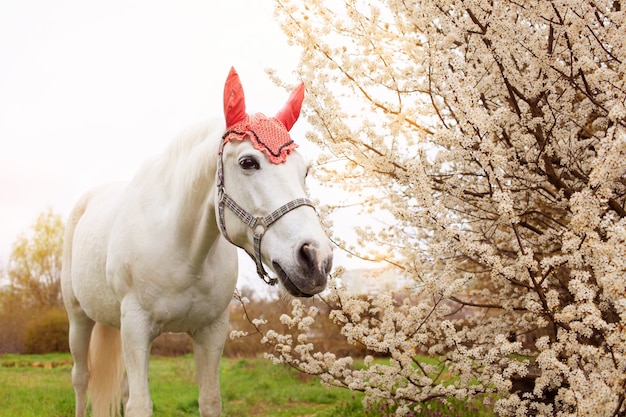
(216, 132), (315, 285)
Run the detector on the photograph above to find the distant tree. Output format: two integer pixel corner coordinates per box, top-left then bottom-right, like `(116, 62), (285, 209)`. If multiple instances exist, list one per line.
(6, 208), (64, 310)
(0, 285), (28, 353)
(238, 1), (626, 416)
(0, 209), (65, 352)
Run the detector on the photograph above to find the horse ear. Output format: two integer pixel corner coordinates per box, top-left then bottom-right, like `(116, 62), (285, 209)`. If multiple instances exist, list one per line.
(223, 67), (247, 127)
(275, 82), (305, 132)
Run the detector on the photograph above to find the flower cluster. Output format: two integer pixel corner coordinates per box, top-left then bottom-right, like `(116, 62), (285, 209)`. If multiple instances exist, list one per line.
(246, 1), (626, 415)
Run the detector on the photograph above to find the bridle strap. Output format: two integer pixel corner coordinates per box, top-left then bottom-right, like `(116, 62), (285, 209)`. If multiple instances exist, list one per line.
(217, 135), (315, 285)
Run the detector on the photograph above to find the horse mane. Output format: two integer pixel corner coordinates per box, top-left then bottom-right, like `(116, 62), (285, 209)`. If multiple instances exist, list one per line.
(138, 118), (225, 199)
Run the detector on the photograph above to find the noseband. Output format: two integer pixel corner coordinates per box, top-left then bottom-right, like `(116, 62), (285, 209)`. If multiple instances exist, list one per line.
(216, 133), (315, 285)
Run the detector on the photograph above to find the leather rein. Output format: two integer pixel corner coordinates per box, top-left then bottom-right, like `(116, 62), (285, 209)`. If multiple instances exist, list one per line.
(216, 132), (315, 285)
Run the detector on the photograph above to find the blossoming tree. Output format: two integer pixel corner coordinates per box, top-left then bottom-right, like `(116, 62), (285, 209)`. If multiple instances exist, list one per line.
(240, 1), (625, 415)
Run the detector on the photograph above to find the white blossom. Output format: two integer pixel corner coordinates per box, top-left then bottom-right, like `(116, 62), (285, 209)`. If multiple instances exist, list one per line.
(227, 1), (626, 415)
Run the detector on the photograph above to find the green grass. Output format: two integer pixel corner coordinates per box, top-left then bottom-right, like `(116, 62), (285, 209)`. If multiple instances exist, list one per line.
(0, 353), (365, 417)
(0, 353), (75, 417)
(0, 353), (494, 416)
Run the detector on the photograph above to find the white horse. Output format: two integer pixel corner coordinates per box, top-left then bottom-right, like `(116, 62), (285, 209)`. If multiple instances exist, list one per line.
(61, 67), (333, 417)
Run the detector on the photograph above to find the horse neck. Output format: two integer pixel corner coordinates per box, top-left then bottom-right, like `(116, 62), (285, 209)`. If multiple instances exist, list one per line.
(154, 122), (223, 264)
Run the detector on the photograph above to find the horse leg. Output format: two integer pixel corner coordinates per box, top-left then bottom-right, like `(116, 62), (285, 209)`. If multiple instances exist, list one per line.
(120, 297), (155, 417)
(190, 311), (230, 417)
(121, 373), (130, 414)
(67, 310), (95, 417)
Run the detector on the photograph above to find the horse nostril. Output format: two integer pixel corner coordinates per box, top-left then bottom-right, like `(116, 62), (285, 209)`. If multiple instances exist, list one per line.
(299, 242), (317, 272)
(299, 242), (333, 277)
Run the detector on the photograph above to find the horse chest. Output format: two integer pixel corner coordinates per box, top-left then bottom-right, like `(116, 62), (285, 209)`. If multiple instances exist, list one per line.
(121, 246), (237, 332)
(102, 202), (237, 329)
(139, 275), (234, 332)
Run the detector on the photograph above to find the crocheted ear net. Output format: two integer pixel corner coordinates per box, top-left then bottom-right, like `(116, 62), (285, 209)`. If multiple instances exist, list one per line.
(222, 113), (298, 164)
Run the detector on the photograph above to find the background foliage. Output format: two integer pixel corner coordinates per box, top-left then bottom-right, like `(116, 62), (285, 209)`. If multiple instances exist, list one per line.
(0, 209), (65, 354)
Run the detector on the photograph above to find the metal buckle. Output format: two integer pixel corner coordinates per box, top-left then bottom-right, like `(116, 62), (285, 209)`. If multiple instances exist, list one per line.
(252, 218), (266, 237)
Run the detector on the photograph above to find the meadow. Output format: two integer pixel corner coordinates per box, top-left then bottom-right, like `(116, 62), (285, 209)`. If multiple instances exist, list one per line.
(0, 353), (494, 416)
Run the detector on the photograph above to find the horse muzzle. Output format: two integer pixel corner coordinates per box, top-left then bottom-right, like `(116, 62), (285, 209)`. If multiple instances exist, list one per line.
(273, 241), (333, 297)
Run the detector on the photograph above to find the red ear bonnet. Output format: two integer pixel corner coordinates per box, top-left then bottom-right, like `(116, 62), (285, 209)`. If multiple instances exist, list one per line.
(275, 82), (305, 131)
(222, 68), (304, 164)
(223, 67), (247, 127)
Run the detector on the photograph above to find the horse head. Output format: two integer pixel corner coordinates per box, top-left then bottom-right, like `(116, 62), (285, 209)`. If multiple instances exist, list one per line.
(217, 67), (332, 297)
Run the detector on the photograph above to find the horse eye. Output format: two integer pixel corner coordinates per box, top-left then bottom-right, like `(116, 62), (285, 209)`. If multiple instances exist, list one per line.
(239, 156), (260, 170)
